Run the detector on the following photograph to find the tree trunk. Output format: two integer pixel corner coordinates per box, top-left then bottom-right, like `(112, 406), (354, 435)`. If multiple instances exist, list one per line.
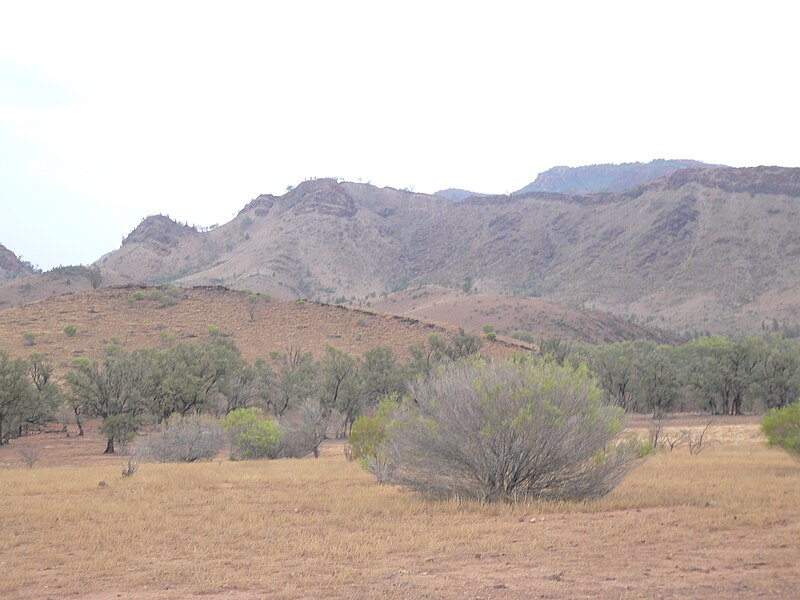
(73, 407), (84, 436)
(104, 437), (115, 454)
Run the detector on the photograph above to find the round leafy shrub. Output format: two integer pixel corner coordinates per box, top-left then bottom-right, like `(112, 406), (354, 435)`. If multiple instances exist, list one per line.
(64, 325), (77, 337)
(222, 408), (281, 460)
(762, 402), (800, 457)
(379, 357), (639, 501)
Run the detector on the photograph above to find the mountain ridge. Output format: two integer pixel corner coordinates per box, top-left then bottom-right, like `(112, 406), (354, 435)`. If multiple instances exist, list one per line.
(2, 165), (798, 337)
(516, 159), (723, 196)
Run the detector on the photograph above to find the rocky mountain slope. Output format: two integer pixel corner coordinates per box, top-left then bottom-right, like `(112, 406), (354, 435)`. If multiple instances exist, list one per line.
(3, 166), (798, 337)
(0, 243), (35, 284)
(368, 286), (679, 345)
(515, 159), (720, 195)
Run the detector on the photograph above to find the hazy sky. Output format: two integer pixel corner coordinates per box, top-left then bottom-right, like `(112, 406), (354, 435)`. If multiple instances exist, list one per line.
(1, 1), (798, 270)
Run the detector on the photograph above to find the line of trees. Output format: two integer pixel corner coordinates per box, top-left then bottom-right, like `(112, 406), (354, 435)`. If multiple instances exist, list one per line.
(576, 335), (800, 416)
(0, 329), (484, 454)
(3, 329), (798, 455)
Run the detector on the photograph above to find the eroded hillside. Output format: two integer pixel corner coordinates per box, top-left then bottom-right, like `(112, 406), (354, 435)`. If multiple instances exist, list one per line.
(3, 166), (799, 336)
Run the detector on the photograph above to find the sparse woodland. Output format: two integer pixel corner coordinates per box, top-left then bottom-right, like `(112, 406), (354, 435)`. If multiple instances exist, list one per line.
(2, 325), (799, 495)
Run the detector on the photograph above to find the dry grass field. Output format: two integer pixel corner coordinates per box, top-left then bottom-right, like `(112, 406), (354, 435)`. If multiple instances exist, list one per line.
(1, 418), (798, 599)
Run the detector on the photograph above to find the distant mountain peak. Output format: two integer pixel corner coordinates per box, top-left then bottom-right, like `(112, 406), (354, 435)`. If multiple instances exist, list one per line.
(122, 215), (198, 252)
(434, 188), (490, 202)
(516, 159), (724, 196)
(286, 178), (357, 217)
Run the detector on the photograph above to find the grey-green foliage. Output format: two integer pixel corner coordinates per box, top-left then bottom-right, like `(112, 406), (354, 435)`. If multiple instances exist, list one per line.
(407, 334), (449, 379)
(633, 345), (680, 417)
(318, 345), (358, 410)
(755, 336), (800, 409)
(360, 346), (406, 404)
(446, 328), (483, 361)
(66, 347), (153, 454)
(66, 340), (242, 453)
(381, 357), (638, 501)
(0, 352), (60, 445)
(585, 335), (800, 416)
(539, 336), (573, 366)
(588, 342), (638, 410)
(148, 339), (242, 421)
(685, 337), (760, 415)
(268, 348), (316, 419)
(87, 266), (102, 289)
(315, 345), (409, 437)
(219, 361), (256, 415)
(407, 331), (484, 379)
(510, 330), (536, 344)
(278, 399), (332, 458)
(25, 353), (61, 431)
(139, 414), (225, 462)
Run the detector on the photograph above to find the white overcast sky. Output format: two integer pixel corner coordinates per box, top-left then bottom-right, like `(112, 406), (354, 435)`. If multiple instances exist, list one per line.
(1, 1), (799, 270)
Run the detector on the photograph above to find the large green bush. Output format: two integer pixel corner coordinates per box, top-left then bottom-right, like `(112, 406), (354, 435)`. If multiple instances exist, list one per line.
(222, 408), (281, 460)
(761, 403), (800, 457)
(377, 357), (639, 501)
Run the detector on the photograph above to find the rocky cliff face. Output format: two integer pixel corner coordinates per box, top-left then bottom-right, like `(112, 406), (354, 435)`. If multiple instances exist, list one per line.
(0, 244), (35, 283)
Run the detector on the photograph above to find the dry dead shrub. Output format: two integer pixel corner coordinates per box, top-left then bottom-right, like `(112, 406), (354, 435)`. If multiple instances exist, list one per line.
(278, 401), (340, 459)
(139, 414), (225, 463)
(18, 446), (40, 469)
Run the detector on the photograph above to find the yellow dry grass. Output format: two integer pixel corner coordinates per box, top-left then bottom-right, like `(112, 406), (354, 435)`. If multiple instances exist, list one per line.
(1, 433), (799, 599)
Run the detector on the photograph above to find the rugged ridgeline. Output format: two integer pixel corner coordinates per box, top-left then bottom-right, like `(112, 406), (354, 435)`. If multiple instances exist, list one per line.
(434, 188), (489, 202)
(515, 159), (721, 195)
(3, 166), (799, 336)
(435, 160), (720, 201)
(0, 243), (34, 284)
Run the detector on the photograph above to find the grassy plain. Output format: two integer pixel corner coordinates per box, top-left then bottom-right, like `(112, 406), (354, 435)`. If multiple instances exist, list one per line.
(1, 420), (799, 599)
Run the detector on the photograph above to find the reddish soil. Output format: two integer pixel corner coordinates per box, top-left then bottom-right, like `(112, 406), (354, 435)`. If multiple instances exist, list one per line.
(0, 285), (528, 377)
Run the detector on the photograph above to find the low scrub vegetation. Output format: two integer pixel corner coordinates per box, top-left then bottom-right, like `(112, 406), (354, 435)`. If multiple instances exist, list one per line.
(1, 327), (798, 482)
(762, 402), (800, 457)
(223, 408), (281, 460)
(354, 358), (639, 500)
(138, 414), (225, 462)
